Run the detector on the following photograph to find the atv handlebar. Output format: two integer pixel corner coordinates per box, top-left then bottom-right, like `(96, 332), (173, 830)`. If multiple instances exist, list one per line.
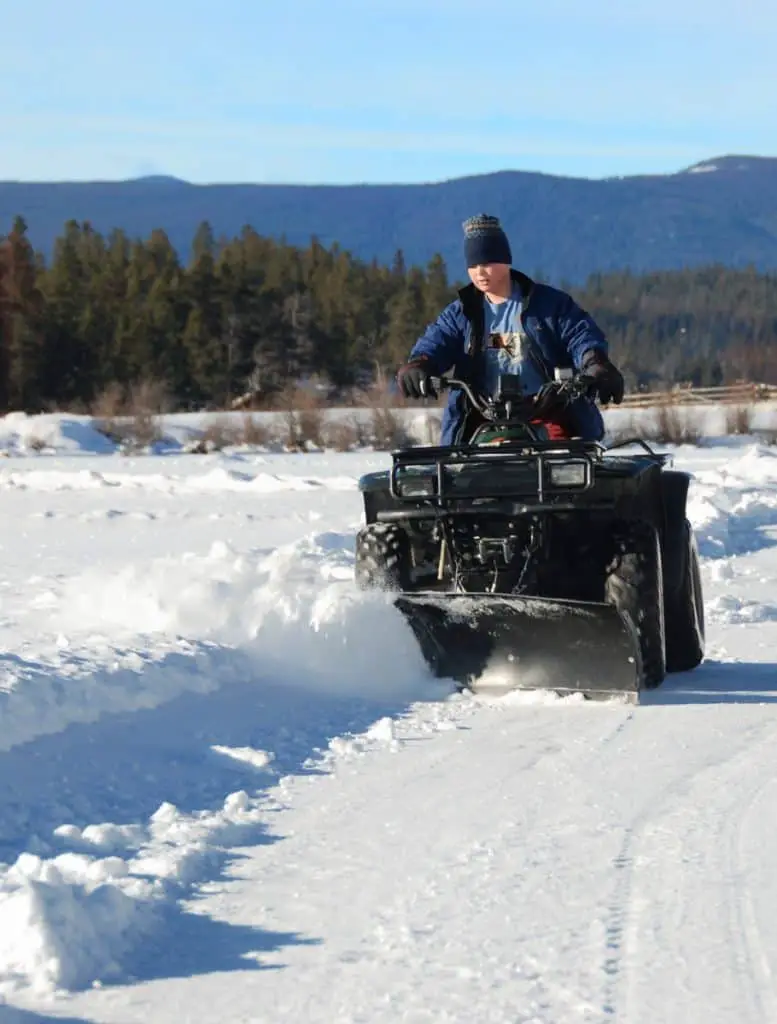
(429, 373), (598, 421)
(428, 376), (482, 413)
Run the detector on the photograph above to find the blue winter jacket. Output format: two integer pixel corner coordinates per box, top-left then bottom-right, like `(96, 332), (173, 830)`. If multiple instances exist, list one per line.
(409, 270), (608, 444)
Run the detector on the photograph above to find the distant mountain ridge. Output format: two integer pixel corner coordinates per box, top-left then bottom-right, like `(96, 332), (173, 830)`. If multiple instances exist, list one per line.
(3, 155), (777, 283)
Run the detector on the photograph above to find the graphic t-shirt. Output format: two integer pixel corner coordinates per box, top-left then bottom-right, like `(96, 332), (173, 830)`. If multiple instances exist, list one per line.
(483, 284), (547, 398)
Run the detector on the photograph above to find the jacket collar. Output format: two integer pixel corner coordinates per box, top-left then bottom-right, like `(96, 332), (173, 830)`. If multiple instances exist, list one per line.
(457, 268), (535, 316)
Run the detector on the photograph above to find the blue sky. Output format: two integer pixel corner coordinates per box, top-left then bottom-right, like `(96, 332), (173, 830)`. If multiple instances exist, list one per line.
(3, 0), (776, 184)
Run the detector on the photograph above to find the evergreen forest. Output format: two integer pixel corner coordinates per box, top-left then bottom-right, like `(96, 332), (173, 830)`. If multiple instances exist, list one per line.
(1, 216), (776, 415)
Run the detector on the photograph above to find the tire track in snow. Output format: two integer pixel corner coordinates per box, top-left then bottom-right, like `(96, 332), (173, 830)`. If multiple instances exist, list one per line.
(724, 772), (777, 1024)
(600, 827), (636, 1018)
(591, 447), (777, 1019)
(332, 702), (776, 1024)
(237, 701), (641, 1024)
(349, 702), (640, 1022)
(599, 716), (777, 1024)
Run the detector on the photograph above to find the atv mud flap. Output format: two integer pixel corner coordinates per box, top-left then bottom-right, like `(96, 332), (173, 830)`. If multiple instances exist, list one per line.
(394, 593), (641, 699)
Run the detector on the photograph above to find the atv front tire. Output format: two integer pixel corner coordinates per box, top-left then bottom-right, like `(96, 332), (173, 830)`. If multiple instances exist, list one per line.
(665, 520), (705, 673)
(605, 521), (666, 688)
(355, 523), (413, 591)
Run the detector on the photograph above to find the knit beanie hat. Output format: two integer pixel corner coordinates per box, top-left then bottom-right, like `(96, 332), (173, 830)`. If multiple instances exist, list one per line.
(463, 214), (512, 267)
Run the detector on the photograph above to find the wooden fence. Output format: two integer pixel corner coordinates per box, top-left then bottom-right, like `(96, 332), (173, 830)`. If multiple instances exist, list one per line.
(620, 382), (777, 408)
(229, 380), (777, 412)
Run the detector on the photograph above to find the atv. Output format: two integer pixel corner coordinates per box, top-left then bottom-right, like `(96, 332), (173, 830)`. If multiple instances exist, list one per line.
(354, 371), (705, 701)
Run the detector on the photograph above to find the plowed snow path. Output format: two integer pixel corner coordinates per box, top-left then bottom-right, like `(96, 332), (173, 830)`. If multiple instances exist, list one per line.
(1, 445), (777, 1023)
(45, 642), (777, 1024)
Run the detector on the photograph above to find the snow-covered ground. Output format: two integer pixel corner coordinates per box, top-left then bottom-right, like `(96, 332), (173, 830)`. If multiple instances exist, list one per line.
(0, 422), (775, 1022)
(0, 400), (775, 458)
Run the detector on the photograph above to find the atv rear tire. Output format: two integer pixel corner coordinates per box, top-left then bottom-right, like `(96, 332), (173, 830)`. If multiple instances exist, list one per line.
(355, 523), (413, 591)
(605, 521), (666, 688)
(665, 520), (705, 673)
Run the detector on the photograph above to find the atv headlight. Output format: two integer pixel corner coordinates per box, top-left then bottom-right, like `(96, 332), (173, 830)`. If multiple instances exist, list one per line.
(398, 474), (437, 497)
(548, 461), (588, 488)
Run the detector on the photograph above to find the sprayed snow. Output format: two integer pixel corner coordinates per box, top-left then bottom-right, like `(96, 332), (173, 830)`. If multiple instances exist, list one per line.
(0, 530), (440, 755)
(0, 443), (775, 1019)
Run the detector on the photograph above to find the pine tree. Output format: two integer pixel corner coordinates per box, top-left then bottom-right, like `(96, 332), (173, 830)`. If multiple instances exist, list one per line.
(422, 254), (452, 323)
(0, 217), (45, 411)
(383, 267), (428, 370)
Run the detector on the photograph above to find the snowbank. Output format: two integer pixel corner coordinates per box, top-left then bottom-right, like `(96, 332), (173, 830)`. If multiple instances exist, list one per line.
(0, 791), (269, 994)
(0, 855), (157, 993)
(0, 413), (115, 456)
(0, 521), (451, 996)
(687, 444), (777, 558)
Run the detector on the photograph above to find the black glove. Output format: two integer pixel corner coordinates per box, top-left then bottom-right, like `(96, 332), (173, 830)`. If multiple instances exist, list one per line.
(397, 358), (438, 400)
(581, 351), (625, 405)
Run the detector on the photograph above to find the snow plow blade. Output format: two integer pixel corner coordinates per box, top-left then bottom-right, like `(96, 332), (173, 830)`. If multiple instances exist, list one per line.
(394, 593), (641, 698)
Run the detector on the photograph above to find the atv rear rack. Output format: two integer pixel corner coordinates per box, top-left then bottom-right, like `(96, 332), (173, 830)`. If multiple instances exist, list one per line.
(390, 440), (605, 504)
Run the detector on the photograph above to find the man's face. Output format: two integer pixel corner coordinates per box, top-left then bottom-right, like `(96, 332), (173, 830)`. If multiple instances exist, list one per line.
(467, 262), (511, 292)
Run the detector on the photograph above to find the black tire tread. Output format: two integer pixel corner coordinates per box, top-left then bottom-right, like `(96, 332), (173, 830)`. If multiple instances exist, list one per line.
(355, 522), (412, 591)
(605, 520), (666, 688)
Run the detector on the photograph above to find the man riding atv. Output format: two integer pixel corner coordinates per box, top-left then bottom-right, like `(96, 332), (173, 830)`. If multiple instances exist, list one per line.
(360, 222), (704, 698)
(396, 213), (625, 442)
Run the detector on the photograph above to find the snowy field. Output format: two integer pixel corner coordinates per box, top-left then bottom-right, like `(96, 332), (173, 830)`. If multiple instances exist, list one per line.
(0, 416), (776, 1022)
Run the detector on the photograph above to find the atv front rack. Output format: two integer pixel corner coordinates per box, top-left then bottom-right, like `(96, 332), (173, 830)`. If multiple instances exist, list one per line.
(389, 440), (605, 504)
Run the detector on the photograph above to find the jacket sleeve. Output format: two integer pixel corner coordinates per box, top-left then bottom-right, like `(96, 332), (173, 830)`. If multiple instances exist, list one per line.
(408, 301), (466, 373)
(552, 291), (609, 368)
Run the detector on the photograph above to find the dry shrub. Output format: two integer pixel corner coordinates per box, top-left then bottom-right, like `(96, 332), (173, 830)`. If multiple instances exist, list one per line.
(185, 414), (279, 453)
(126, 378), (169, 448)
(653, 402), (703, 444)
(321, 418), (361, 452)
(91, 378), (169, 450)
(347, 413), (372, 448)
(725, 404), (754, 435)
(274, 385), (327, 450)
(239, 414), (277, 447)
(90, 382), (125, 421)
(296, 408), (327, 449)
(370, 406), (411, 449)
(90, 382), (126, 441)
(362, 367), (409, 407)
(359, 382), (413, 449)
(605, 403), (703, 446)
(187, 416), (242, 453)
